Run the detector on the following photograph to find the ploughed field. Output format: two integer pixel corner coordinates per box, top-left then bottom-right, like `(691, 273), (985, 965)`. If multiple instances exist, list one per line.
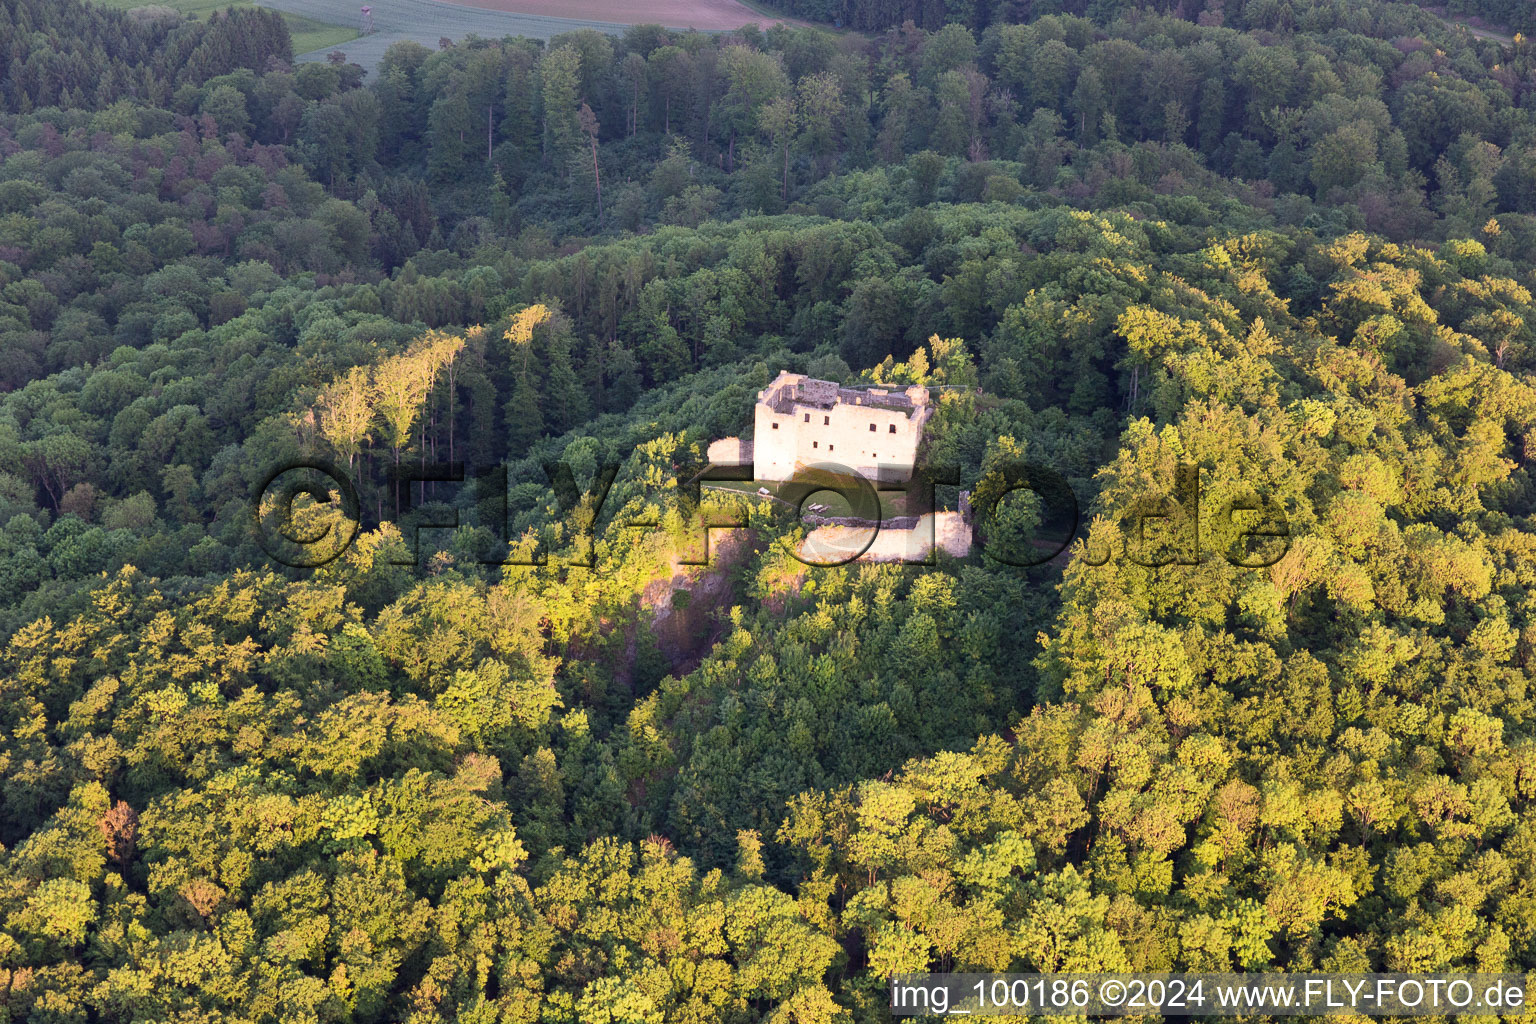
(439, 0), (786, 30)
(247, 0), (787, 72)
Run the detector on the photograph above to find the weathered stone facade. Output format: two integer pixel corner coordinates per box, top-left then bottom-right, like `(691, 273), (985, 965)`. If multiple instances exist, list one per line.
(706, 436), (753, 466)
(798, 511), (973, 564)
(752, 371), (932, 483)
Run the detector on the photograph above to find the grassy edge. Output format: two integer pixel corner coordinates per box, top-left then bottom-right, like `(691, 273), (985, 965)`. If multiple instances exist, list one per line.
(85, 0), (359, 59)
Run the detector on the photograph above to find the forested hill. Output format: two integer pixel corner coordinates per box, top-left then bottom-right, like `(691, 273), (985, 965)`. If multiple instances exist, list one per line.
(2, 0), (1536, 1019)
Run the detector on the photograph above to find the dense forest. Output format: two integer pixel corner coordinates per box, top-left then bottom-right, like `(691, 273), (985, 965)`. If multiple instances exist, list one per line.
(755, 0), (1533, 41)
(3, 0), (1536, 1018)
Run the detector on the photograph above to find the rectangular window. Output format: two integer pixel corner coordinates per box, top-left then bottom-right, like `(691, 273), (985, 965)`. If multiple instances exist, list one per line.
(771, 423), (779, 430)
(829, 445), (834, 451)
(889, 424), (897, 433)
(869, 423), (877, 432)
(813, 441), (819, 448)
(803, 413), (810, 422)
(823, 416), (829, 425)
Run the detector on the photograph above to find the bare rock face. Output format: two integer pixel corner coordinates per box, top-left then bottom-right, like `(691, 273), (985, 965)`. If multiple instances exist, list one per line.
(637, 528), (755, 678)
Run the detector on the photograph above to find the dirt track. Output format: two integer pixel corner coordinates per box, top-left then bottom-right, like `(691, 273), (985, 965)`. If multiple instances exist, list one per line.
(1442, 16), (1515, 42)
(254, 0), (783, 73)
(1420, 4), (1517, 43)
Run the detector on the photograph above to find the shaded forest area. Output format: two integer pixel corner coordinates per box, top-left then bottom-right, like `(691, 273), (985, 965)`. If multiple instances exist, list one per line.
(4, 0), (1536, 1019)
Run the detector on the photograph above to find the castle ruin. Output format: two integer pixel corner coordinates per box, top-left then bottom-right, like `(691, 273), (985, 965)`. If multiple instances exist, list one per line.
(751, 371), (932, 484)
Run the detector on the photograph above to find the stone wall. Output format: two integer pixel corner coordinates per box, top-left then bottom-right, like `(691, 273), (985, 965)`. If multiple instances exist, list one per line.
(796, 511), (972, 564)
(706, 436), (752, 466)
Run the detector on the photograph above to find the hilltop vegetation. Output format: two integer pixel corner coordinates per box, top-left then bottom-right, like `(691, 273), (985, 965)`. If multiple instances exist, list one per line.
(2, 0), (1536, 1020)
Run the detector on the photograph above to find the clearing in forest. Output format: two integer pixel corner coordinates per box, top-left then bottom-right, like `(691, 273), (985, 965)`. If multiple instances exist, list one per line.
(439, 0), (788, 31)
